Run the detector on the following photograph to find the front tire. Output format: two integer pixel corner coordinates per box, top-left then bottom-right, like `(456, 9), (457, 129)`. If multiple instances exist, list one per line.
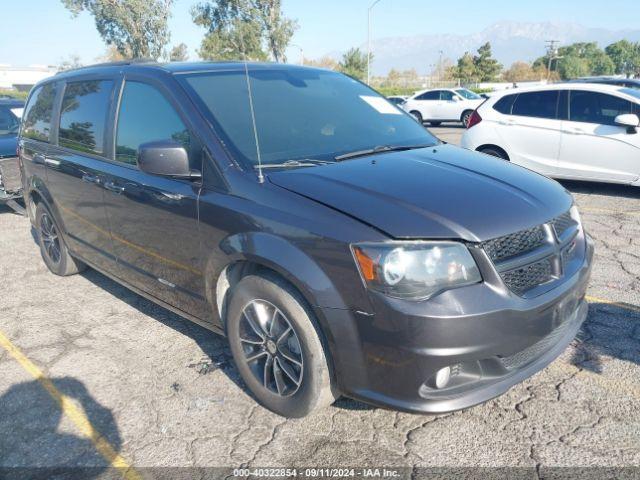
(409, 110), (423, 124)
(226, 274), (336, 417)
(35, 202), (85, 276)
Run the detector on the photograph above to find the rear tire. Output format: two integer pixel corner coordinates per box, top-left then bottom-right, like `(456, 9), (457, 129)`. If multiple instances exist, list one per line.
(226, 274), (336, 418)
(35, 202), (86, 276)
(478, 146), (509, 161)
(461, 110), (474, 128)
(409, 111), (423, 124)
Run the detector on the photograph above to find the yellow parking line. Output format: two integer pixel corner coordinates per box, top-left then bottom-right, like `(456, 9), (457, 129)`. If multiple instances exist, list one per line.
(586, 295), (640, 314)
(0, 330), (141, 480)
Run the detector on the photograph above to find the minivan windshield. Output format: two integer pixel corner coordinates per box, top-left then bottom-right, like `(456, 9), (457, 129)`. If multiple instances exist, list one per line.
(180, 68), (437, 168)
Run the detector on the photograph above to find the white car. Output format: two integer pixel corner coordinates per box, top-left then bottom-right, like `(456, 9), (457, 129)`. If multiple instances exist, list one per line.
(461, 83), (640, 186)
(402, 88), (485, 127)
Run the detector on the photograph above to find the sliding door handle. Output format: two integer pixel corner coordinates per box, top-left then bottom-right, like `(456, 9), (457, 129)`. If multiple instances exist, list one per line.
(104, 181), (125, 194)
(82, 173), (100, 184)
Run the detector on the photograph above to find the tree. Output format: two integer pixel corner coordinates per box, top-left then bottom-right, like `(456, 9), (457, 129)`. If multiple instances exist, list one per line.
(605, 40), (640, 77)
(61, 0), (173, 60)
(303, 56), (338, 70)
(338, 48), (368, 80)
(58, 54), (83, 71)
(451, 52), (478, 84)
(169, 43), (189, 61)
(192, 0), (297, 62)
(533, 42), (614, 79)
(197, 19), (267, 61)
(96, 45), (128, 62)
(474, 42), (502, 82)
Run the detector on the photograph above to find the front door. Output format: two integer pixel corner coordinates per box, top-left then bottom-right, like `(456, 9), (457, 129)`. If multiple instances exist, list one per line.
(102, 78), (205, 317)
(557, 90), (640, 183)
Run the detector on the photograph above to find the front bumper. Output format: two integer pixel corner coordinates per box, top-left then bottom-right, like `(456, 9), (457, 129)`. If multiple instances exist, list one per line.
(322, 234), (594, 414)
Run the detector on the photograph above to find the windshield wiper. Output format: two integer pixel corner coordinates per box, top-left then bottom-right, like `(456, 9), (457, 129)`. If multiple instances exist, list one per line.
(334, 144), (433, 162)
(255, 159), (334, 169)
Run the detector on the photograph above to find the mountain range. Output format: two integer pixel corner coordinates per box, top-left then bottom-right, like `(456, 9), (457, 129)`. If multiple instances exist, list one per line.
(339, 21), (640, 76)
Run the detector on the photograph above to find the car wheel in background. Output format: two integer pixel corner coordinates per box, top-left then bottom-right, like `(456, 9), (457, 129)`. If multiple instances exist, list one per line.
(409, 111), (423, 124)
(478, 146), (510, 161)
(461, 110), (474, 128)
(226, 274), (337, 417)
(35, 202), (86, 276)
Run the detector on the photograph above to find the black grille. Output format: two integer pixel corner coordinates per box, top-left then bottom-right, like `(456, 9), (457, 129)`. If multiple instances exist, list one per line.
(500, 318), (574, 370)
(481, 226), (546, 263)
(551, 211), (575, 239)
(501, 258), (554, 296)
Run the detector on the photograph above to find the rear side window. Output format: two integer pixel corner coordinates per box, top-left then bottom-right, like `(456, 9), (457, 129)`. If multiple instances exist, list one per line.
(493, 94), (516, 114)
(569, 91), (636, 126)
(115, 81), (191, 166)
(59, 80), (114, 155)
(511, 91), (559, 119)
(22, 83), (58, 142)
(416, 91), (439, 101)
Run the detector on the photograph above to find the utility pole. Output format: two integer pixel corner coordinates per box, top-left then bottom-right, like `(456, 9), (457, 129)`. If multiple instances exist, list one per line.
(367, 0), (383, 85)
(545, 40), (559, 80)
(438, 50), (444, 83)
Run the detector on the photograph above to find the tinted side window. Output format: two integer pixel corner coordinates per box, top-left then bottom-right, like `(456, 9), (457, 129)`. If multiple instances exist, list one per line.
(512, 91), (559, 119)
(0, 107), (19, 135)
(493, 94), (516, 114)
(22, 83), (58, 142)
(440, 91), (455, 101)
(416, 91), (439, 101)
(116, 82), (190, 166)
(59, 80), (113, 155)
(569, 91), (635, 126)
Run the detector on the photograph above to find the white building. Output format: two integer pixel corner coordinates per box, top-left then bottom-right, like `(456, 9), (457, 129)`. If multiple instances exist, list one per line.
(0, 65), (58, 91)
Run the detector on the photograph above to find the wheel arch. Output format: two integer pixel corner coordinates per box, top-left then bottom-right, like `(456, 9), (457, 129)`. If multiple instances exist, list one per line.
(205, 232), (349, 327)
(476, 144), (510, 161)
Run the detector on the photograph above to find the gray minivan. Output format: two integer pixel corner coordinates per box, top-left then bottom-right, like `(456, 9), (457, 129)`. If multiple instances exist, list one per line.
(19, 61), (593, 417)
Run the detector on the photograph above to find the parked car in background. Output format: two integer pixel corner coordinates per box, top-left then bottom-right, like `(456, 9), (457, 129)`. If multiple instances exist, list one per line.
(20, 62), (592, 418)
(567, 76), (640, 90)
(0, 99), (25, 211)
(461, 83), (640, 186)
(386, 95), (408, 107)
(403, 88), (485, 126)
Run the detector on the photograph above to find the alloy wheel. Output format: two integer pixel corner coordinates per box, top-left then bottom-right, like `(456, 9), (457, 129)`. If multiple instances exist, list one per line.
(239, 299), (304, 397)
(40, 212), (61, 265)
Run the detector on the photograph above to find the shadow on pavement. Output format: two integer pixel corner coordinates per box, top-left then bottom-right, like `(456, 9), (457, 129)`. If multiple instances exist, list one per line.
(571, 302), (640, 374)
(559, 180), (640, 199)
(0, 376), (121, 478)
(80, 268), (376, 412)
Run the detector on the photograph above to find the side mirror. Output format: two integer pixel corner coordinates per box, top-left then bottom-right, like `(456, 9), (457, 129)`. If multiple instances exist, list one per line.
(138, 140), (201, 179)
(614, 114), (640, 133)
(451, 96), (461, 102)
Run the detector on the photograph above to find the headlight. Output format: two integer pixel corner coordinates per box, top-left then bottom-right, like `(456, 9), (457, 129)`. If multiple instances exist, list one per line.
(570, 204), (582, 232)
(352, 242), (482, 300)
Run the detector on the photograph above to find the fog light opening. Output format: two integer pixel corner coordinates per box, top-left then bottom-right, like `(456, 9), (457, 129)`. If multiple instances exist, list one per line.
(434, 366), (451, 389)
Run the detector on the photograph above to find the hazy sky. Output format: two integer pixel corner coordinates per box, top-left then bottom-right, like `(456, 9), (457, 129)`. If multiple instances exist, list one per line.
(2, 0), (638, 66)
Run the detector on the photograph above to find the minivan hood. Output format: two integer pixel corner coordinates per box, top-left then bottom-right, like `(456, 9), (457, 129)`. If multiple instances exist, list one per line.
(268, 144), (572, 242)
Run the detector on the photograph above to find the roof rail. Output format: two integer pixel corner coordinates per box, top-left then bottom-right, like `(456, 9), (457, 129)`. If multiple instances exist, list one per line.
(55, 58), (157, 75)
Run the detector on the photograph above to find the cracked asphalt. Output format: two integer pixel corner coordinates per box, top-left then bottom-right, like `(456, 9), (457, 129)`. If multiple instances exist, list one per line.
(0, 126), (639, 477)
